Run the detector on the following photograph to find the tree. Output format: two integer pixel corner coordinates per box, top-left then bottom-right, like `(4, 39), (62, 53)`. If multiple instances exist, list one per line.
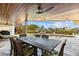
(27, 24), (40, 33)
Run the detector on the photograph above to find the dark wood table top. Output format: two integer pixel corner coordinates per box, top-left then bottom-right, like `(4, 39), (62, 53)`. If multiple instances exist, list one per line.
(18, 36), (61, 52)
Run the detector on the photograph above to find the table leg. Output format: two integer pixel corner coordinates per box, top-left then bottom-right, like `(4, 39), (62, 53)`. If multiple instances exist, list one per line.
(34, 47), (38, 56)
(41, 49), (44, 56)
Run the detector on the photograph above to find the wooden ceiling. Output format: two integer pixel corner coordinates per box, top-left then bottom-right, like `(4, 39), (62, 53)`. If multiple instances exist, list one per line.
(0, 3), (79, 25)
(28, 3), (79, 21)
(0, 3), (32, 25)
(0, 3), (57, 25)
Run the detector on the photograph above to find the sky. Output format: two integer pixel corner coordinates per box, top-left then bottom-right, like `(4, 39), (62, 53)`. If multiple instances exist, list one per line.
(27, 20), (79, 29)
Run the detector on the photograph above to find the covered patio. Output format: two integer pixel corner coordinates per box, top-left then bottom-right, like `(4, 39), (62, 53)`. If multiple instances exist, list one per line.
(0, 3), (79, 56)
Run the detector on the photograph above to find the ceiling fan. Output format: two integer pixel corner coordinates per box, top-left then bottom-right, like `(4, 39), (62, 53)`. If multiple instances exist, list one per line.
(36, 3), (54, 14)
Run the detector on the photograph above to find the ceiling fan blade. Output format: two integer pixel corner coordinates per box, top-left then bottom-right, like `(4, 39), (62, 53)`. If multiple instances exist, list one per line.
(43, 6), (54, 13)
(36, 12), (43, 14)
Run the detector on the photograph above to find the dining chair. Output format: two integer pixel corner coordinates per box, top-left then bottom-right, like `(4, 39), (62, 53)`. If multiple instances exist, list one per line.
(42, 35), (48, 39)
(19, 34), (27, 37)
(0, 34), (5, 39)
(58, 39), (67, 56)
(35, 35), (40, 37)
(42, 39), (67, 56)
(17, 38), (30, 48)
(10, 38), (34, 56)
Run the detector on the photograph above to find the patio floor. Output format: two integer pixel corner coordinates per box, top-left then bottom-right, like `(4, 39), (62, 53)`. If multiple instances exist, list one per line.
(0, 36), (79, 56)
(0, 40), (10, 56)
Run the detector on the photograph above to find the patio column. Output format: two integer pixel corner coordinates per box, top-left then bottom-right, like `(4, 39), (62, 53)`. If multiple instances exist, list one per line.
(10, 26), (15, 35)
(25, 14), (28, 35)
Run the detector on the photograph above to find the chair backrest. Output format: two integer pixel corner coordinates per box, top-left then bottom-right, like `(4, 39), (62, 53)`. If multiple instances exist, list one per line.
(42, 35), (48, 39)
(58, 39), (67, 56)
(35, 35), (48, 39)
(10, 38), (23, 56)
(10, 38), (13, 56)
(35, 35), (40, 37)
(19, 34), (26, 37)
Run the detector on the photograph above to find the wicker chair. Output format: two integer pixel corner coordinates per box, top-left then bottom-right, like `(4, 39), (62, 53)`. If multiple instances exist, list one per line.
(10, 38), (34, 56)
(42, 39), (67, 56)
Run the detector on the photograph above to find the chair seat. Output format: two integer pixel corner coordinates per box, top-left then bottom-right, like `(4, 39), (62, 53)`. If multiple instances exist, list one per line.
(42, 50), (59, 56)
(23, 48), (34, 56)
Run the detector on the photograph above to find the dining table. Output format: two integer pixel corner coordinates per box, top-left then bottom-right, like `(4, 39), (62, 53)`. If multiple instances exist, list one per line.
(18, 36), (61, 56)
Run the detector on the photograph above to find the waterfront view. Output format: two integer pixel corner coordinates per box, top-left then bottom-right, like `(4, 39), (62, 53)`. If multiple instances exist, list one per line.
(16, 20), (79, 35)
